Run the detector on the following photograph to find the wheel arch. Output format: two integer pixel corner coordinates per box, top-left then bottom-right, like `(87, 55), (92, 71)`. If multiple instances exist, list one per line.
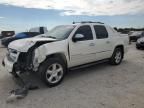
(44, 53), (67, 67)
(38, 52), (67, 87)
(114, 45), (124, 58)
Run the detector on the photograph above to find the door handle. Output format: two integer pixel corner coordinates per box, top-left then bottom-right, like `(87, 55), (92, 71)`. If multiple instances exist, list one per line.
(89, 43), (95, 46)
(106, 41), (110, 44)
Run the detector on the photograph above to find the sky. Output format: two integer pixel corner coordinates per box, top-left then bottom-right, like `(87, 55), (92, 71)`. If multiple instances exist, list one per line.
(0, 0), (144, 33)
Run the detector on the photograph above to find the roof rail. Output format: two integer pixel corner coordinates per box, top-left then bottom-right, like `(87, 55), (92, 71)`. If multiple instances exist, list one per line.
(72, 21), (104, 24)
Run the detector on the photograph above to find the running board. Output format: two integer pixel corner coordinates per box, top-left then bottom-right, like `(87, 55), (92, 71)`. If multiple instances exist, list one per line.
(69, 59), (109, 71)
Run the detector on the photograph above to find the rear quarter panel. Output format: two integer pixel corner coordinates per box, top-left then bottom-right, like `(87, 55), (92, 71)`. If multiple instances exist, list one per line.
(106, 26), (129, 54)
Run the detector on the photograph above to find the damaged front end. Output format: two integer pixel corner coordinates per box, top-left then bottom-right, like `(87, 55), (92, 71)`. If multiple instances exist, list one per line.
(2, 48), (35, 76)
(4, 49), (40, 103)
(13, 52), (34, 72)
(14, 41), (50, 73)
(3, 39), (56, 76)
(2, 41), (53, 103)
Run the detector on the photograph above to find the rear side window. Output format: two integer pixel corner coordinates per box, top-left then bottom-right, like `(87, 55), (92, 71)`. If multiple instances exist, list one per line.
(75, 25), (93, 41)
(94, 25), (108, 39)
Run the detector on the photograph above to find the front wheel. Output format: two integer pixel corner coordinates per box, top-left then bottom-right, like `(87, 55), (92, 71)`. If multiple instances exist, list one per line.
(136, 45), (141, 49)
(38, 58), (66, 87)
(110, 48), (123, 65)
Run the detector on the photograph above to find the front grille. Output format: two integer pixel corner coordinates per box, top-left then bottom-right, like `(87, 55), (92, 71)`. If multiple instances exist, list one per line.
(8, 48), (17, 54)
(18, 52), (27, 63)
(17, 52), (30, 70)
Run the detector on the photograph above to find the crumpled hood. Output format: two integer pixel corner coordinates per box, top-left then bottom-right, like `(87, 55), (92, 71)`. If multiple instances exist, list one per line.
(8, 37), (56, 52)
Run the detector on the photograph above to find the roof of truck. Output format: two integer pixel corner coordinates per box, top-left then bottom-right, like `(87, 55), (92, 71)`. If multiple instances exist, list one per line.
(71, 21), (107, 27)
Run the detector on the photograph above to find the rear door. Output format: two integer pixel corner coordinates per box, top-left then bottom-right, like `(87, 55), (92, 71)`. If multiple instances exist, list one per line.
(93, 25), (113, 60)
(69, 25), (96, 67)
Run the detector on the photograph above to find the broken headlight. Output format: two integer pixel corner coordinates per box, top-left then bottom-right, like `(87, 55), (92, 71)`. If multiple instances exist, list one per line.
(7, 48), (19, 62)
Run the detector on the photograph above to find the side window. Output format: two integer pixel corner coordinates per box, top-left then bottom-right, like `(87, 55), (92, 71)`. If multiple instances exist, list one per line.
(94, 25), (108, 39)
(74, 25), (93, 41)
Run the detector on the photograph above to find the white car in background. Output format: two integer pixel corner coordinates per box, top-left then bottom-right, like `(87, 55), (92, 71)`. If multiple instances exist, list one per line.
(3, 21), (129, 87)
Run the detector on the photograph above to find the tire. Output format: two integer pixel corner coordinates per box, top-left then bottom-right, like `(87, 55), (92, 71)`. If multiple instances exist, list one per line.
(136, 45), (140, 49)
(136, 46), (140, 49)
(110, 48), (123, 65)
(38, 57), (66, 87)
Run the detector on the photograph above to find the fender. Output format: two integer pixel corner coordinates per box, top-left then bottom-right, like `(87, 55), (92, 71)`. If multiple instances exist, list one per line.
(33, 40), (69, 71)
(17, 41), (56, 71)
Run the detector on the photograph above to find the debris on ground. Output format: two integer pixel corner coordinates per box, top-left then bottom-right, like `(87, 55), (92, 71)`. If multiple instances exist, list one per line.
(6, 73), (39, 103)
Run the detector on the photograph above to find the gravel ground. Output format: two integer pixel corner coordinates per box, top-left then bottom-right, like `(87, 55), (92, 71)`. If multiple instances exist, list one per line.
(0, 43), (144, 108)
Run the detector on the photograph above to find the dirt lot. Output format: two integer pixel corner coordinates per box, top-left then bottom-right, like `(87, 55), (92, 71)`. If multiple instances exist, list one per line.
(0, 43), (144, 108)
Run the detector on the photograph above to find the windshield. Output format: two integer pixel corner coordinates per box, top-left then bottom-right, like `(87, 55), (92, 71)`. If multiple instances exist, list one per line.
(43, 25), (75, 39)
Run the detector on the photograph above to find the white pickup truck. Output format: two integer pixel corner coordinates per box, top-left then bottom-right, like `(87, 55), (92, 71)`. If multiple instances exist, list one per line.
(2, 21), (129, 87)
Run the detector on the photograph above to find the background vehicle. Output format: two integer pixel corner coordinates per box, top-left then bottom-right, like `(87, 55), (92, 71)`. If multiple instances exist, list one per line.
(129, 31), (144, 42)
(0, 34), (2, 39)
(1, 27), (48, 47)
(1, 32), (40, 47)
(3, 21), (129, 87)
(0, 31), (15, 39)
(136, 37), (144, 49)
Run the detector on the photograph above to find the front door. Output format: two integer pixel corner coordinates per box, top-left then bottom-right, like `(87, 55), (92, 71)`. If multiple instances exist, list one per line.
(69, 25), (96, 67)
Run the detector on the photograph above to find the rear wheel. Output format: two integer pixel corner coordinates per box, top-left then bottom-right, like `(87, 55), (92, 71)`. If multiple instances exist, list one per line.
(110, 48), (123, 65)
(39, 58), (66, 87)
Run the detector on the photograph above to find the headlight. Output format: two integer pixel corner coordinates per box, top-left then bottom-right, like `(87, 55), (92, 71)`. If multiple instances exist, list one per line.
(137, 40), (140, 43)
(7, 48), (19, 62)
(8, 48), (18, 54)
(137, 39), (141, 43)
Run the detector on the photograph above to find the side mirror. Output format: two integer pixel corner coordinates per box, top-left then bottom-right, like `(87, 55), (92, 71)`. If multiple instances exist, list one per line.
(72, 34), (84, 42)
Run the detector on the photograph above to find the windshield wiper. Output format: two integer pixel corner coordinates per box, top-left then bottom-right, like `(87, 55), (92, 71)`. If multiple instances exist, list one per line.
(42, 35), (56, 39)
(47, 36), (56, 39)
